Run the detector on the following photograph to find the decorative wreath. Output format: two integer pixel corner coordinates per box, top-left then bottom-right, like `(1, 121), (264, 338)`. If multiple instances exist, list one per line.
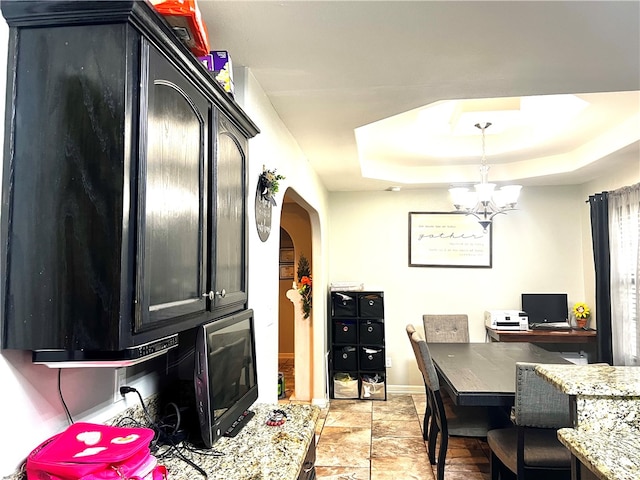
(258, 168), (285, 206)
(297, 255), (312, 319)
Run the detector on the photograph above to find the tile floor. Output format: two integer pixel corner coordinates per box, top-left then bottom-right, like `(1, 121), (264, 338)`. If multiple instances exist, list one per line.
(278, 359), (492, 480)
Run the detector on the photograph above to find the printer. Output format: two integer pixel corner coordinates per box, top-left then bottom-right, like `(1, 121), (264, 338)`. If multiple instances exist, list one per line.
(485, 310), (529, 331)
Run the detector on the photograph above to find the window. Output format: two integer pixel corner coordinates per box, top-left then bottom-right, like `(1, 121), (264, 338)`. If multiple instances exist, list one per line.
(609, 184), (640, 365)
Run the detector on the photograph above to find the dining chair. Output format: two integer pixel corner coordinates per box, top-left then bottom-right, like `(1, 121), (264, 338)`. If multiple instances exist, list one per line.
(406, 324), (490, 480)
(486, 362), (572, 480)
(422, 314), (469, 343)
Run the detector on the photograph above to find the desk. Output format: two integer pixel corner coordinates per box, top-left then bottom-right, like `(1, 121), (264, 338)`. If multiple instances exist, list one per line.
(428, 342), (570, 407)
(486, 327), (596, 344)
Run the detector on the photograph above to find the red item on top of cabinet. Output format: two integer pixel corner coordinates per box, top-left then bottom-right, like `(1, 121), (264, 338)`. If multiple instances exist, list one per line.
(150, 0), (210, 57)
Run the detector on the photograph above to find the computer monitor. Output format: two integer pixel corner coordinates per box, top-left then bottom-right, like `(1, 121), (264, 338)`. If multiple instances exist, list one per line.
(194, 309), (258, 447)
(521, 293), (568, 325)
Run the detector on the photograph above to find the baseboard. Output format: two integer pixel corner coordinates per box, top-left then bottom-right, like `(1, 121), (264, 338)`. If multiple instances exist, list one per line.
(386, 384), (425, 395)
(278, 353), (294, 361)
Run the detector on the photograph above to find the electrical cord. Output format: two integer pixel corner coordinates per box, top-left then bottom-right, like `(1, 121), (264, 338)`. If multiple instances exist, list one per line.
(57, 368), (74, 425)
(120, 386), (155, 425)
(120, 385), (210, 478)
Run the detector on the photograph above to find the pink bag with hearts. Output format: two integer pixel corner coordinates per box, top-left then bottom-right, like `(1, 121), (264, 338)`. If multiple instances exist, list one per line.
(26, 422), (168, 480)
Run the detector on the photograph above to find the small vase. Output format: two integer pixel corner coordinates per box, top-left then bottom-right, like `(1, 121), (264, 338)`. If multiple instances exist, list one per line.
(575, 317), (588, 329)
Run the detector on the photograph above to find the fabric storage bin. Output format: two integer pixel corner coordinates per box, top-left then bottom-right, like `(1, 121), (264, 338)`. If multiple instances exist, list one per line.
(360, 373), (385, 400)
(360, 346), (384, 370)
(333, 373), (359, 399)
(333, 319), (357, 344)
(358, 293), (384, 318)
(332, 292), (357, 317)
(359, 319), (384, 345)
(333, 346), (358, 371)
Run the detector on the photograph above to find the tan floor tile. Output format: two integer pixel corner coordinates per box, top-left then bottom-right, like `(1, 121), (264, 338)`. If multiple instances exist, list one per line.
(329, 399), (373, 413)
(317, 426), (372, 445)
(318, 406), (330, 420)
(372, 419), (423, 438)
(316, 417), (326, 435)
(325, 411), (372, 428)
(315, 390), (490, 479)
(430, 467), (489, 480)
(315, 441), (371, 468)
(371, 436), (427, 457)
(374, 395), (414, 412)
(371, 455), (434, 480)
(373, 403), (417, 421)
(315, 466), (370, 480)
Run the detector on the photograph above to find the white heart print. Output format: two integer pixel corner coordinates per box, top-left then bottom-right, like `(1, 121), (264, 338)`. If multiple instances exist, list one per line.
(76, 431), (102, 446)
(74, 446), (107, 457)
(111, 434), (140, 444)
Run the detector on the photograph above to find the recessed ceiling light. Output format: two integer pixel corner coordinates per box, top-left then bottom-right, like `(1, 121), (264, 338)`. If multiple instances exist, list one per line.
(387, 186), (401, 192)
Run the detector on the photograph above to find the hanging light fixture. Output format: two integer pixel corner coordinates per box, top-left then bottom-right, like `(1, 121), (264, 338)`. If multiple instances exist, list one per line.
(449, 122), (522, 232)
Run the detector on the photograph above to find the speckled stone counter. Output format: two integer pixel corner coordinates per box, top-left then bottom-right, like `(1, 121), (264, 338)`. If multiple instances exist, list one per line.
(2, 400), (319, 480)
(536, 364), (640, 480)
(159, 403), (319, 479)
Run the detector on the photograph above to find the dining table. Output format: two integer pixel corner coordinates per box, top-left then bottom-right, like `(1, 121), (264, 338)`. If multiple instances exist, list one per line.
(427, 342), (571, 407)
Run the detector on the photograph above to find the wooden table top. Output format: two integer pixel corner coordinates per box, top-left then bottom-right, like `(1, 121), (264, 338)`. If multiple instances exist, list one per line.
(486, 326), (596, 344)
(427, 342), (571, 407)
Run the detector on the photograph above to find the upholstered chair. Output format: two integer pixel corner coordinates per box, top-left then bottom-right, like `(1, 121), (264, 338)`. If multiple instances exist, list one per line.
(406, 324), (490, 480)
(422, 314), (469, 343)
(487, 362), (572, 480)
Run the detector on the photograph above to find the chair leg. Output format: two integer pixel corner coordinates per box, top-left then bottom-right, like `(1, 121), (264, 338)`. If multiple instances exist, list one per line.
(423, 404), (430, 441)
(436, 433), (448, 480)
(427, 421), (438, 464)
(489, 450), (501, 480)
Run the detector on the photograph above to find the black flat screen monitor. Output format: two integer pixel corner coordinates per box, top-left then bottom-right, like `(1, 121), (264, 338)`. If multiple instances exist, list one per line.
(521, 293), (568, 325)
(194, 309), (258, 447)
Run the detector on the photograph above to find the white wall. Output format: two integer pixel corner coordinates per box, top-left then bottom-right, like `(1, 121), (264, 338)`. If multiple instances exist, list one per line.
(236, 67), (331, 405)
(326, 177), (635, 391)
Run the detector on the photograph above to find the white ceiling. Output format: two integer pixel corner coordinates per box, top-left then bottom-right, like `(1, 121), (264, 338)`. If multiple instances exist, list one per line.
(198, 1), (640, 192)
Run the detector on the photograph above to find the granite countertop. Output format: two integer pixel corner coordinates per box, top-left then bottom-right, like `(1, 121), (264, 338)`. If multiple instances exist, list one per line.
(159, 403), (319, 480)
(557, 427), (640, 480)
(3, 400), (319, 480)
(536, 363), (640, 480)
(535, 364), (640, 396)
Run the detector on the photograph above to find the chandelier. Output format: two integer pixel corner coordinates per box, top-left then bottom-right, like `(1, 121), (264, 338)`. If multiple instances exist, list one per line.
(449, 122), (522, 232)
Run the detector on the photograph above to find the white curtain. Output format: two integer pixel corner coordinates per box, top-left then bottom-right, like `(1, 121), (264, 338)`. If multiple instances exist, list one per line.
(609, 183), (640, 365)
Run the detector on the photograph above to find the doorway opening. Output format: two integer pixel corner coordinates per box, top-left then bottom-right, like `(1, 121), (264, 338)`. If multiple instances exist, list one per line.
(278, 190), (313, 402)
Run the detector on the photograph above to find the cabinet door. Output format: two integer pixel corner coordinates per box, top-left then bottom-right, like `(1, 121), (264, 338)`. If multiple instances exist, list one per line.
(210, 113), (248, 313)
(136, 43), (208, 331)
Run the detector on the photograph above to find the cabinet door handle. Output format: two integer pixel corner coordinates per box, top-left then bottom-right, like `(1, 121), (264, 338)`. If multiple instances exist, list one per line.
(202, 291), (215, 301)
(215, 289), (227, 298)
(302, 461), (314, 473)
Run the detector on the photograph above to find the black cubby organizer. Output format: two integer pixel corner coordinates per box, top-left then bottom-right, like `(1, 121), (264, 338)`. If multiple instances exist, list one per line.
(328, 291), (386, 400)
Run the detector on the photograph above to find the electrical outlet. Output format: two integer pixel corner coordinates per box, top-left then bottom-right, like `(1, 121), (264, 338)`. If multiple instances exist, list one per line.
(385, 357), (392, 368)
(114, 368), (126, 403)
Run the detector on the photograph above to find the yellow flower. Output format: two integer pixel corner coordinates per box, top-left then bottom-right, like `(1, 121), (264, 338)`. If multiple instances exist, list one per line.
(572, 302), (590, 319)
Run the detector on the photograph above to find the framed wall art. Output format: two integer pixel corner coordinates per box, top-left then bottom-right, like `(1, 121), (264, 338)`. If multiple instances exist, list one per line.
(408, 212), (492, 268)
(279, 248), (295, 263)
(279, 264), (295, 279)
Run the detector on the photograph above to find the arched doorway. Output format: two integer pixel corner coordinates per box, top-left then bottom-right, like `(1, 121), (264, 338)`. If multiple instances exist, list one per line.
(278, 191), (313, 401)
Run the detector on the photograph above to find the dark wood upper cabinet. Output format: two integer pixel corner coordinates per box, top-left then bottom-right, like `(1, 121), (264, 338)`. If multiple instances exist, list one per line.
(138, 42), (209, 331)
(0, 1), (259, 357)
(209, 113), (248, 315)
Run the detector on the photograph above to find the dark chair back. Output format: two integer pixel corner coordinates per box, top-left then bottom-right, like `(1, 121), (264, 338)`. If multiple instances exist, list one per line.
(406, 324), (450, 480)
(487, 361), (573, 480)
